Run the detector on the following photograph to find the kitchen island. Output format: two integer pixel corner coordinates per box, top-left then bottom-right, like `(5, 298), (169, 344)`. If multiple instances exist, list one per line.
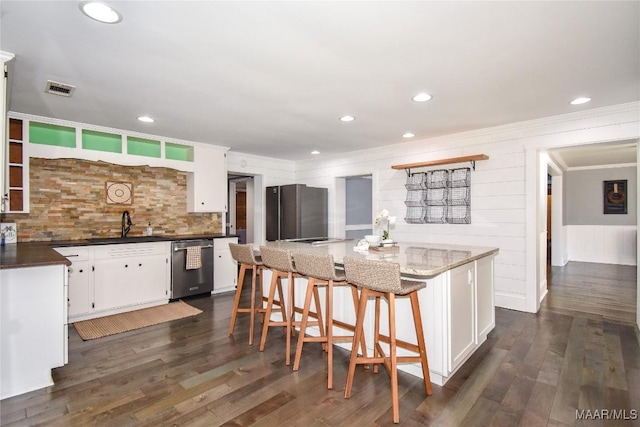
(258, 240), (499, 386)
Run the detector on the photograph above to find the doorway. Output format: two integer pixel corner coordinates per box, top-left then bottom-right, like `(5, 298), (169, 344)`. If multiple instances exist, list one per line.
(344, 175), (373, 240)
(227, 175), (255, 244)
(540, 141), (638, 322)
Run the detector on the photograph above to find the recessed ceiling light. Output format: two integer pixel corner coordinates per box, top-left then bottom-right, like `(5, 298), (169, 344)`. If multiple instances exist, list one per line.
(80, 1), (122, 24)
(412, 93), (432, 102)
(137, 116), (155, 123)
(402, 132), (415, 138)
(339, 115), (355, 122)
(570, 97), (591, 105)
(311, 150), (320, 155)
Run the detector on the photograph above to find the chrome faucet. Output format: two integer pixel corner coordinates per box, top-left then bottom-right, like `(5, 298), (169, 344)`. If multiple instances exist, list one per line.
(121, 210), (132, 238)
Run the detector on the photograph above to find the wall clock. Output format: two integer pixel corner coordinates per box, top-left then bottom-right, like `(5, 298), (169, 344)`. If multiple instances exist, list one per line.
(106, 181), (133, 205)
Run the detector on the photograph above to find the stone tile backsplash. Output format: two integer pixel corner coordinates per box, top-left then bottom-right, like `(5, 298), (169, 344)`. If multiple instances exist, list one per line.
(0, 158), (222, 242)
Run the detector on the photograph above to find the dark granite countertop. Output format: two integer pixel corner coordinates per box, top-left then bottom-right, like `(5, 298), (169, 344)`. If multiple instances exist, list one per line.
(0, 234), (238, 270)
(0, 244), (71, 269)
(49, 233), (235, 247)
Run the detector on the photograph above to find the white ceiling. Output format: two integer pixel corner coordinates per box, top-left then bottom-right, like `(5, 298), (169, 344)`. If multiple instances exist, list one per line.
(549, 140), (638, 170)
(1, 1), (639, 161)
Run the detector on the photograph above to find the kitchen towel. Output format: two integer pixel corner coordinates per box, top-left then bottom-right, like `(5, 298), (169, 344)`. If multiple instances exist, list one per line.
(185, 245), (202, 270)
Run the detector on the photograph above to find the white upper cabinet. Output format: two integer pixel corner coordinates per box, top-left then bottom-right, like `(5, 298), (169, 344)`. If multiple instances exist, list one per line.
(187, 145), (227, 213)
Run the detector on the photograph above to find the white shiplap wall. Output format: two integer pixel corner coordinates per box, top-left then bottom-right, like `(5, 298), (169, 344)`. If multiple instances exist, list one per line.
(291, 133), (529, 311)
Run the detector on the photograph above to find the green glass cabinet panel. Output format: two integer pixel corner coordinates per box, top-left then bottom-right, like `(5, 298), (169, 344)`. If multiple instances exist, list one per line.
(29, 122), (76, 147)
(165, 142), (193, 161)
(82, 130), (122, 153)
(127, 137), (161, 158)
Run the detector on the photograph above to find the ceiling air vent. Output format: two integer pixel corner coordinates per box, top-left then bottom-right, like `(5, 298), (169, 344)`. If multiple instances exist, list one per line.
(45, 80), (76, 97)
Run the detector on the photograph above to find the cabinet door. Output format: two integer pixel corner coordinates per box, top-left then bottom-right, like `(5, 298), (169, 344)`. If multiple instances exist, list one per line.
(133, 255), (169, 303)
(187, 146), (227, 213)
(213, 237), (238, 293)
(54, 246), (92, 318)
(475, 255), (495, 342)
(68, 260), (92, 317)
(448, 263), (475, 373)
(93, 259), (136, 310)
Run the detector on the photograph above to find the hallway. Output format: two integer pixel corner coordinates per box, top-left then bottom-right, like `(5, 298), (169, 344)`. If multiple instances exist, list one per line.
(542, 261), (637, 325)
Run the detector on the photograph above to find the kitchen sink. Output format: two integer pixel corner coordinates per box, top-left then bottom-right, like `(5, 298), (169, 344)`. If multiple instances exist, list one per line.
(87, 236), (166, 244)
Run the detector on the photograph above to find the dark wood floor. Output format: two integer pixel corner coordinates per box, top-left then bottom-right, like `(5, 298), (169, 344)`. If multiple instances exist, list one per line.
(543, 261), (637, 325)
(1, 262), (638, 426)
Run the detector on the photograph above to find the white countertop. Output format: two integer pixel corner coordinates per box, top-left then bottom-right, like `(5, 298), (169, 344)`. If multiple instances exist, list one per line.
(259, 240), (499, 279)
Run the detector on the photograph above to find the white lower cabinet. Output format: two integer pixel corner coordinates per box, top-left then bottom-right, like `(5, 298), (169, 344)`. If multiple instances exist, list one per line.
(55, 242), (170, 321)
(68, 260), (92, 317)
(1, 264), (67, 399)
(475, 255), (495, 342)
(447, 263), (476, 373)
(93, 258), (141, 310)
(53, 246), (92, 317)
(133, 255), (170, 303)
(213, 237), (238, 293)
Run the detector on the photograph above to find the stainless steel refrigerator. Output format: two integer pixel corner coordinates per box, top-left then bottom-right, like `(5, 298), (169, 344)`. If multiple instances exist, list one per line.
(266, 184), (328, 241)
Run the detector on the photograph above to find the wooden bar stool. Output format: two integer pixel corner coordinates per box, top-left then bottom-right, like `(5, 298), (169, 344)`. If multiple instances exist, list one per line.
(343, 257), (433, 424)
(228, 243), (266, 345)
(291, 251), (367, 389)
(258, 246), (299, 365)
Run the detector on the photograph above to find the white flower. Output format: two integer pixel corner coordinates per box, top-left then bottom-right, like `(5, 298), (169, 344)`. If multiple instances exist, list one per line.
(375, 209), (390, 225)
(375, 209), (395, 240)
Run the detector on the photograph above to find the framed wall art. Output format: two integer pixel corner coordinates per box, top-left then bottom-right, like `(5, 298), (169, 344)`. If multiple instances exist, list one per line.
(603, 180), (627, 214)
(106, 181), (133, 205)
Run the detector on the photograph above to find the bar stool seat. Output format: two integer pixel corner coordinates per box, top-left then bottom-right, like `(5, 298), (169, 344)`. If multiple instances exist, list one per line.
(258, 246), (306, 365)
(228, 243), (267, 345)
(343, 256), (433, 424)
(291, 251), (367, 389)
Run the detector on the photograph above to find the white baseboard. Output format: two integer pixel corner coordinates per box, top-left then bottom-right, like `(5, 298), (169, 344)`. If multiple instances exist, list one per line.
(495, 291), (530, 312)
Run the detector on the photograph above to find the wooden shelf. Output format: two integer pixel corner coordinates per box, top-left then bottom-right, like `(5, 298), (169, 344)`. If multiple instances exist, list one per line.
(7, 118), (25, 212)
(392, 154), (488, 173)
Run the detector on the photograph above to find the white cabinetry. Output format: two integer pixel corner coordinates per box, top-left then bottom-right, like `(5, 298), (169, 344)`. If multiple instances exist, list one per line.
(447, 263), (476, 373)
(213, 237), (238, 293)
(93, 257), (135, 310)
(133, 254), (169, 303)
(55, 242), (170, 322)
(1, 264), (67, 399)
(475, 255), (495, 342)
(187, 146), (227, 213)
(326, 254), (496, 386)
(54, 246), (92, 317)
(93, 242), (170, 311)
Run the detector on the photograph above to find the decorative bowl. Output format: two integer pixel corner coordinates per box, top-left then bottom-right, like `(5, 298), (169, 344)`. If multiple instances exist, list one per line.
(364, 235), (381, 244)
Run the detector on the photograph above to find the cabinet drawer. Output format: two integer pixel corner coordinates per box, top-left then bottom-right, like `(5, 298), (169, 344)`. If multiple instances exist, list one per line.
(93, 242), (170, 259)
(54, 246), (90, 261)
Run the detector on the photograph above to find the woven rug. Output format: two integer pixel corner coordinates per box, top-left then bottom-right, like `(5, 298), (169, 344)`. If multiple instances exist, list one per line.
(73, 300), (202, 340)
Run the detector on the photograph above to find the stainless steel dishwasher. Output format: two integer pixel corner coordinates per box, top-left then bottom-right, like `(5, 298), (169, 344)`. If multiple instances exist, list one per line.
(171, 239), (214, 299)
